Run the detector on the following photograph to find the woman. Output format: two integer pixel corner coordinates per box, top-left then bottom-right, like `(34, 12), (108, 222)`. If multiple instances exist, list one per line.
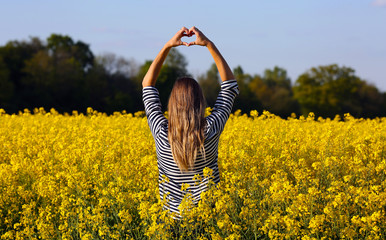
(142, 26), (239, 218)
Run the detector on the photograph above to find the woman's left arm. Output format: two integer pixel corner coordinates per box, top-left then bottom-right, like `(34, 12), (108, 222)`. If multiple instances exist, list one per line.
(142, 27), (190, 88)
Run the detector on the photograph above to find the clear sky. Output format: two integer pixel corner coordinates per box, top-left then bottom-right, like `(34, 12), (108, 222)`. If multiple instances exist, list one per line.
(1, 0), (386, 91)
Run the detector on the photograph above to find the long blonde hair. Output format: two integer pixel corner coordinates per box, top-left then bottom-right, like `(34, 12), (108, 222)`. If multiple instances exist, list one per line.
(168, 77), (206, 172)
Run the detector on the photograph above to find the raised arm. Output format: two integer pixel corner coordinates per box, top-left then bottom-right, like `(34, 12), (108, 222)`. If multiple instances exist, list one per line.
(188, 27), (235, 82)
(142, 27), (190, 88)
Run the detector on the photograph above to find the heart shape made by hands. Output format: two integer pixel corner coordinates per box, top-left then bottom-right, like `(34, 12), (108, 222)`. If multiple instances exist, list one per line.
(181, 34), (196, 46)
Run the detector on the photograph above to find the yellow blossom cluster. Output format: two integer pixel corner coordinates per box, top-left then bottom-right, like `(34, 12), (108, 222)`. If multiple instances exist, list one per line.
(0, 108), (385, 239)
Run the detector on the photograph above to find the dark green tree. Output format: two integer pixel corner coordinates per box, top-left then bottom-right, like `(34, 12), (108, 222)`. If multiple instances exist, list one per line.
(21, 34), (94, 112)
(0, 56), (13, 109)
(2, 34), (384, 117)
(198, 63), (220, 107)
(232, 66), (262, 113)
(260, 66), (299, 117)
(164, 48), (188, 70)
(293, 64), (384, 118)
(92, 53), (141, 113)
(356, 81), (385, 118)
(263, 66), (291, 89)
(0, 37), (43, 111)
(47, 34), (94, 71)
(137, 48), (189, 110)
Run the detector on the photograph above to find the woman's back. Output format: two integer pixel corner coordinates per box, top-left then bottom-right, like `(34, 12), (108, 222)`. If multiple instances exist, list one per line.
(142, 26), (238, 218)
(143, 80), (238, 217)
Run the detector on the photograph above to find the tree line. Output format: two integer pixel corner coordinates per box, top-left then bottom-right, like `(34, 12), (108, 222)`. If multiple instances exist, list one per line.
(0, 34), (385, 118)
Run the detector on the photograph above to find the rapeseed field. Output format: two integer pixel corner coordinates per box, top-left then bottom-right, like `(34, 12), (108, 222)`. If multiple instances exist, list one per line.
(0, 108), (385, 239)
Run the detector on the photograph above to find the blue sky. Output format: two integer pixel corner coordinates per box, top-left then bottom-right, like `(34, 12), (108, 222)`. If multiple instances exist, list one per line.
(1, 0), (386, 91)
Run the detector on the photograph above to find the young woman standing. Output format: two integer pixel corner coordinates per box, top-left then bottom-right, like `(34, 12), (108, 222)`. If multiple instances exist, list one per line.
(142, 26), (239, 218)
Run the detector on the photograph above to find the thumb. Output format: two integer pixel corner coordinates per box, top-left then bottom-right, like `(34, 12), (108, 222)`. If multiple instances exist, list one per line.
(187, 41), (196, 47)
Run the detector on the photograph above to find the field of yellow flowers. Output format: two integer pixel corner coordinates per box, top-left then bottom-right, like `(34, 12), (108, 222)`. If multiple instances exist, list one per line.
(0, 107), (385, 239)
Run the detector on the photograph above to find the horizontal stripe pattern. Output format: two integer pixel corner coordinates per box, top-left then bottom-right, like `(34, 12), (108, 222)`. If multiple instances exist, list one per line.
(142, 80), (239, 218)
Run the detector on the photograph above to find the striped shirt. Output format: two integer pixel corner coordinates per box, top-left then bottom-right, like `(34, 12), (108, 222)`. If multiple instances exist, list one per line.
(142, 80), (239, 218)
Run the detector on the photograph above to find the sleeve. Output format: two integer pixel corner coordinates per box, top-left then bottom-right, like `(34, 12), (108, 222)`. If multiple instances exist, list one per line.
(206, 80), (239, 135)
(142, 86), (168, 137)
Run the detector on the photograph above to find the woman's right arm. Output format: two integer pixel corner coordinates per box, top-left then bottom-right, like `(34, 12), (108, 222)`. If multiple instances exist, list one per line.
(188, 27), (235, 82)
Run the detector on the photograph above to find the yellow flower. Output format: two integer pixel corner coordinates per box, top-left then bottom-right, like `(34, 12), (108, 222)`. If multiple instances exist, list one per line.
(0, 108), (385, 239)
(181, 183), (190, 192)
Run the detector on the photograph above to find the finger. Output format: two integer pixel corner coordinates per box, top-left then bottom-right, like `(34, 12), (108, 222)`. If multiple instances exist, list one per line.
(191, 26), (200, 33)
(190, 27), (201, 38)
(187, 27), (195, 37)
(189, 26), (196, 35)
(182, 41), (189, 47)
(187, 41), (196, 47)
(181, 26), (189, 36)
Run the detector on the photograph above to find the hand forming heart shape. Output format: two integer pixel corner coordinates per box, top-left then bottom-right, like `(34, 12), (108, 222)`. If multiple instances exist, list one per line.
(181, 34), (196, 46)
(179, 28), (196, 47)
(168, 27), (210, 47)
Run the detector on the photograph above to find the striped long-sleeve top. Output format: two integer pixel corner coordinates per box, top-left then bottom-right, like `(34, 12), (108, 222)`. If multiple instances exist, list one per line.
(142, 80), (239, 218)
